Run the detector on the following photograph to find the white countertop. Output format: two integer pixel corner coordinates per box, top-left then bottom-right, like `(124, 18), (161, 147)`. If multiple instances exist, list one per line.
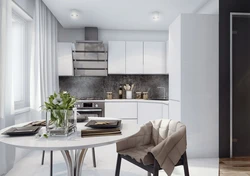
(77, 99), (169, 105)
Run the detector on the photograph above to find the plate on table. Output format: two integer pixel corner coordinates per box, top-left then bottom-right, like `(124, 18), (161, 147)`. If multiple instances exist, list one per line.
(85, 120), (121, 129)
(2, 126), (41, 136)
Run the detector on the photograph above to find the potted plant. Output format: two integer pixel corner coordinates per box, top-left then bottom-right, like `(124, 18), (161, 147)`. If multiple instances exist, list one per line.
(42, 91), (77, 136)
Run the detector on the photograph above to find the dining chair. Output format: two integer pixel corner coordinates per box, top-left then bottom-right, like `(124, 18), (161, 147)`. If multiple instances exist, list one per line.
(115, 119), (189, 176)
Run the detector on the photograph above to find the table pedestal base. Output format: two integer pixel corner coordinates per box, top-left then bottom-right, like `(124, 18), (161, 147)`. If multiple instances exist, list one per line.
(61, 149), (88, 176)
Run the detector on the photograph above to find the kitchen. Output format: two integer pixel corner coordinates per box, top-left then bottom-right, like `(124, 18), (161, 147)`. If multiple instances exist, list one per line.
(0, 0), (220, 175)
(57, 13), (218, 160)
(59, 26), (170, 126)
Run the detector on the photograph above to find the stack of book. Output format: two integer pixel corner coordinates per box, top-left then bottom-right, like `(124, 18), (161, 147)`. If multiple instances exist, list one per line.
(81, 128), (121, 137)
(81, 120), (121, 137)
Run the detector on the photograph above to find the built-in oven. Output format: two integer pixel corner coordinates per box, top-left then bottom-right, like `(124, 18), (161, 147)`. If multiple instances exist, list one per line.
(75, 101), (104, 122)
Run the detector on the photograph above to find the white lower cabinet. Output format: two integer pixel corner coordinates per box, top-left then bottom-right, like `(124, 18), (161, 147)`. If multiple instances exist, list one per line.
(122, 119), (138, 124)
(105, 102), (137, 119)
(162, 104), (169, 119)
(138, 103), (163, 126)
(105, 101), (168, 125)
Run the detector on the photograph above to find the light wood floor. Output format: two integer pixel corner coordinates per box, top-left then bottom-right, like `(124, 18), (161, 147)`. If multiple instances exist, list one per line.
(220, 157), (250, 176)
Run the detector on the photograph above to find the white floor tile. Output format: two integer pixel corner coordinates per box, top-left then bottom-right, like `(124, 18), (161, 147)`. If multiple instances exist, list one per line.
(6, 144), (219, 176)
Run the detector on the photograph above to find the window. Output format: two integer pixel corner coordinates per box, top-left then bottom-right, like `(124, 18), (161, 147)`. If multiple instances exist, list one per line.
(12, 10), (30, 111)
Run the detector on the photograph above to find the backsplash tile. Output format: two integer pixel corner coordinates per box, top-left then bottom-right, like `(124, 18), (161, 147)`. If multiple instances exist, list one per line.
(59, 75), (168, 99)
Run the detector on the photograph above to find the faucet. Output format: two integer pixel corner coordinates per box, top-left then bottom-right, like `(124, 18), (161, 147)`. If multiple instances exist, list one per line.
(157, 87), (167, 99)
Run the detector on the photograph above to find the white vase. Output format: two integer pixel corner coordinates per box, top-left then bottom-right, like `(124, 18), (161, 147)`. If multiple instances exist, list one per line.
(126, 91), (132, 99)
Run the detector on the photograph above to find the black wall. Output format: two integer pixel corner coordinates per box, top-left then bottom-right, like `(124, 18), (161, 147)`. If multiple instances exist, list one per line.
(219, 0), (250, 158)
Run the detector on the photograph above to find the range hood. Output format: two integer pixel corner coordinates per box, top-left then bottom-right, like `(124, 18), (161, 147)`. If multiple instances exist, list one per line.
(72, 27), (108, 76)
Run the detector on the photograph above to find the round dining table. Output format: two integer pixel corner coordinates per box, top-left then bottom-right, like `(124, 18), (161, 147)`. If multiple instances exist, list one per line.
(0, 118), (140, 176)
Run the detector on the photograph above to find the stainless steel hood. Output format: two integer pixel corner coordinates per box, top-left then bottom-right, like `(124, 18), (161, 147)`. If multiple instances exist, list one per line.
(72, 27), (108, 76)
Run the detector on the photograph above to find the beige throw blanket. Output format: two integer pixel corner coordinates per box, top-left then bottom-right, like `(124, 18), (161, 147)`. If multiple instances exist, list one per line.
(116, 119), (187, 176)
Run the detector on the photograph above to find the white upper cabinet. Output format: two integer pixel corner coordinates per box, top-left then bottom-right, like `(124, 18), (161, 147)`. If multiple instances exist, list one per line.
(126, 41), (143, 74)
(143, 42), (166, 74)
(108, 41), (126, 74)
(58, 42), (74, 76)
(108, 41), (167, 75)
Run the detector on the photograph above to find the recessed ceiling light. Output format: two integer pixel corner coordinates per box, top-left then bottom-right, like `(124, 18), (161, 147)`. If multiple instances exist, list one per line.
(70, 9), (79, 19)
(152, 11), (160, 21)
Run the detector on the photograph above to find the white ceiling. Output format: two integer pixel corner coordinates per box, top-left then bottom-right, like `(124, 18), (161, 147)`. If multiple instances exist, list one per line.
(42, 0), (211, 30)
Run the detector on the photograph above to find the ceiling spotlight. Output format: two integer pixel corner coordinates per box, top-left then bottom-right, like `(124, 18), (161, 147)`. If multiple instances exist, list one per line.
(70, 9), (79, 19)
(152, 11), (160, 21)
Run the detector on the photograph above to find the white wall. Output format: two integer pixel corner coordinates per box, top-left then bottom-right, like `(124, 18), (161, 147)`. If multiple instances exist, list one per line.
(99, 29), (168, 43)
(169, 14), (218, 158)
(58, 23), (168, 43)
(13, 0), (35, 17)
(181, 14), (218, 158)
(196, 0), (219, 14)
(58, 24), (85, 42)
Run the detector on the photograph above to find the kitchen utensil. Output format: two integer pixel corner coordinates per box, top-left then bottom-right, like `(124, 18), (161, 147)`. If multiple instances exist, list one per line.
(136, 92), (142, 99)
(126, 91), (132, 99)
(131, 84), (134, 91)
(106, 92), (112, 99)
(142, 92), (148, 100)
(126, 84), (131, 90)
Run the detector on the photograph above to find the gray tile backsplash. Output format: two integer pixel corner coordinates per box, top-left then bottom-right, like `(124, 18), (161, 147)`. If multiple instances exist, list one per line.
(59, 75), (168, 99)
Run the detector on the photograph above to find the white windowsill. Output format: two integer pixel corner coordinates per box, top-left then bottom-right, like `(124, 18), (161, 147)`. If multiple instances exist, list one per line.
(14, 107), (30, 115)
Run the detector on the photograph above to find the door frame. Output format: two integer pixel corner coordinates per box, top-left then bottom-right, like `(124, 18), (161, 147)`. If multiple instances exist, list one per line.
(230, 12), (250, 158)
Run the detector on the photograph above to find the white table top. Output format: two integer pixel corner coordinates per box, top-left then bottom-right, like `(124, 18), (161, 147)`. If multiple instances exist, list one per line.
(0, 118), (140, 151)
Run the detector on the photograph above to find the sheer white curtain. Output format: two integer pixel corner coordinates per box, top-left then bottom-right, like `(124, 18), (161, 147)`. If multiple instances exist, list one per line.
(0, 0), (16, 175)
(0, 0), (59, 174)
(30, 0), (59, 117)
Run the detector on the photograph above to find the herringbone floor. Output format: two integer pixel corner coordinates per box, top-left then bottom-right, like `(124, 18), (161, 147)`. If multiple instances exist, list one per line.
(220, 158), (250, 176)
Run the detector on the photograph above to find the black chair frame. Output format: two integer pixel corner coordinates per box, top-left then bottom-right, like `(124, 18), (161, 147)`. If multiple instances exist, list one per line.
(115, 151), (189, 176)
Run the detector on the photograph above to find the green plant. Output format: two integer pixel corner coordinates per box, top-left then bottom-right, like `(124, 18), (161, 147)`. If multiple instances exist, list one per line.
(43, 92), (76, 111)
(42, 92), (76, 127)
